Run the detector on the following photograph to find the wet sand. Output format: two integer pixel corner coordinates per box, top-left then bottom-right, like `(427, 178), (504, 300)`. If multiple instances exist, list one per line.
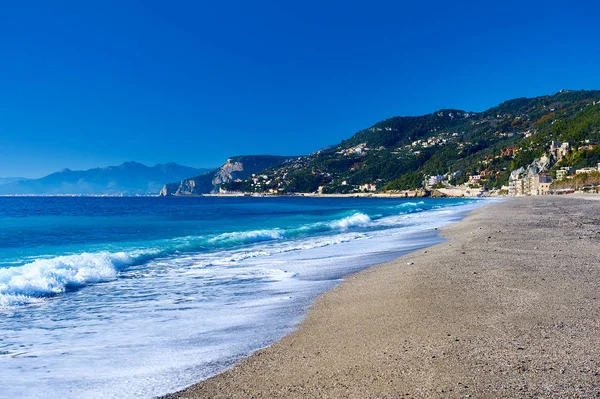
(164, 196), (600, 398)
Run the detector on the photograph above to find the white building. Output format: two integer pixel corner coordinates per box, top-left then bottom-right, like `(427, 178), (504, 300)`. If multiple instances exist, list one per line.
(426, 175), (444, 187)
(359, 183), (377, 192)
(556, 167), (573, 180)
(468, 175), (482, 185)
(576, 167), (597, 174)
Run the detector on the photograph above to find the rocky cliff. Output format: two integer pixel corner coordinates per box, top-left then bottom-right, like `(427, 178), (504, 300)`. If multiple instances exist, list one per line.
(159, 155), (296, 196)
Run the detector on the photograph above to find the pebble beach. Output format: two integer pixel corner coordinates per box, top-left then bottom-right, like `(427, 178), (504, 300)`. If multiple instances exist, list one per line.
(165, 196), (600, 398)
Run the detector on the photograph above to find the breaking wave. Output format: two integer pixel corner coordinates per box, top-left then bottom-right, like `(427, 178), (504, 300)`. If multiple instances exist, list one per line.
(0, 202), (478, 308)
(0, 252), (139, 307)
(327, 212), (372, 230)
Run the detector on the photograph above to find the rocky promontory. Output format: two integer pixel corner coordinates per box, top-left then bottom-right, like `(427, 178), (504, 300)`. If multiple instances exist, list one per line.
(159, 155), (296, 196)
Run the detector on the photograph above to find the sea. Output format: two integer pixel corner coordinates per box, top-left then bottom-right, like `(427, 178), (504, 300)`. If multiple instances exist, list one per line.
(0, 196), (484, 398)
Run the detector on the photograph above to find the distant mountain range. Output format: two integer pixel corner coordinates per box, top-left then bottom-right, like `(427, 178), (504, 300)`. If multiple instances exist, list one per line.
(0, 162), (212, 195)
(7, 90), (600, 197)
(0, 177), (29, 186)
(160, 155), (298, 195)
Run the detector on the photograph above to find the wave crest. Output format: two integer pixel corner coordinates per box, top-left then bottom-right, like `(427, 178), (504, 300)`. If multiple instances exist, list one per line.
(328, 212), (372, 230)
(208, 229), (285, 245)
(0, 252), (135, 307)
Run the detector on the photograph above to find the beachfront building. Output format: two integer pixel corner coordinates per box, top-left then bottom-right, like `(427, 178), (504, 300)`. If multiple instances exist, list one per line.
(508, 163), (552, 196)
(529, 174), (553, 195)
(508, 176), (525, 196)
(538, 182), (552, 195)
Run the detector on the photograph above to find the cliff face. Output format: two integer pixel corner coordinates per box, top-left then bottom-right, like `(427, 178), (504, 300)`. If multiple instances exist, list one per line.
(160, 155), (296, 196)
(212, 160), (244, 185)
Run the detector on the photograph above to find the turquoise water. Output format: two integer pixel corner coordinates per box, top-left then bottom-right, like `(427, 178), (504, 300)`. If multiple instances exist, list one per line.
(0, 196), (482, 398)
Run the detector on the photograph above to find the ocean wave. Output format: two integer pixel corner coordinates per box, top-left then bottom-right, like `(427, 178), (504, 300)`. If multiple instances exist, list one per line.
(327, 212), (372, 230)
(208, 229), (285, 245)
(387, 200), (425, 209)
(206, 213), (373, 247)
(0, 215), (374, 308)
(0, 251), (137, 307)
(190, 232), (368, 268)
(1, 203), (467, 309)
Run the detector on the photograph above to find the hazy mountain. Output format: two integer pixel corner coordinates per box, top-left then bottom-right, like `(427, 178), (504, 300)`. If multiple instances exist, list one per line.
(160, 155), (298, 195)
(0, 177), (29, 186)
(0, 162), (212, 195)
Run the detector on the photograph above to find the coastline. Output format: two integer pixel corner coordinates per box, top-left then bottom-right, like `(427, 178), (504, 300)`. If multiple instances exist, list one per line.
(1, 197), (479, 399)
(180, 189), (485, 199)
(163, 196), (600, 398)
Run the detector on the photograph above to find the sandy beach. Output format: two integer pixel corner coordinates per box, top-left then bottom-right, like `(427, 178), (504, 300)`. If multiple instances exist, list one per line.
(164, 196), (600, 398)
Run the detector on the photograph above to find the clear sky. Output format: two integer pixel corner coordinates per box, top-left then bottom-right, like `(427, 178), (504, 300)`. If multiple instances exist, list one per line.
(1, 0), (599, 177)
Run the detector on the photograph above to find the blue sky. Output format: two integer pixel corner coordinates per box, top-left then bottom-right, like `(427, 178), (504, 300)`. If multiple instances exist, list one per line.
(1, 0), (599, 177)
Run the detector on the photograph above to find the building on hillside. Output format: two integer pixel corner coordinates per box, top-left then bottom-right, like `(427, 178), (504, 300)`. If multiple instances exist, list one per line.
(508, 162), (552, 196)
(500, 147), (516, 157)
(426, 175), (444, 187)
(576, 167), (597, 174)
(556, 167), (574, 180)
(579, 144), (596, 151)
(447, 171), (462, 180)
(359, 183), (377, 192)
(468, 175), (482, 185)
(550, 141), (570, 161)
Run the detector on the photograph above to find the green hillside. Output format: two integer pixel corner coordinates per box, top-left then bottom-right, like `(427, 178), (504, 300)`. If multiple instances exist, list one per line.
(222, 90), (600, 194)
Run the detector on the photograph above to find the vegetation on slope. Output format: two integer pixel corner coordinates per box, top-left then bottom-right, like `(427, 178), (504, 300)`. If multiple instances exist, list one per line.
(223, 90), (600, 194)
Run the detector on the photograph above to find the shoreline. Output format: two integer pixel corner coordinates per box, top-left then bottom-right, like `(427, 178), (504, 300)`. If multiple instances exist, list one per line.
(2, 197), (479, 399)
(157, 198), (484, 398)
(163, 196), (600, 398)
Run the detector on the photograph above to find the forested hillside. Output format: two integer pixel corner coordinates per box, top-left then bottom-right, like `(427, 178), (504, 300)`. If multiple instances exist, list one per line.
(223, 90), (600, 194)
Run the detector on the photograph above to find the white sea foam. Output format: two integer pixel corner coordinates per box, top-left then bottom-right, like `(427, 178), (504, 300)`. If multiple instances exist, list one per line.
(327, 212), (372, 230)
(186, 232), (367, 269)
(208, 229), (285, 244)
(0, 202), (481, 309)
(0, 251), (136, 307)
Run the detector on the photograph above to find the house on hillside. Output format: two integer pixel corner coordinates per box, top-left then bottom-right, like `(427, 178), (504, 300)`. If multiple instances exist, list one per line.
(468, 175), (482, 185)
(426, 175), (444, 187)
(359, 183), (377, 192)
(576, 167), (597, 174)
(556, 167), (573, 180)
(550, 141), (570, 161)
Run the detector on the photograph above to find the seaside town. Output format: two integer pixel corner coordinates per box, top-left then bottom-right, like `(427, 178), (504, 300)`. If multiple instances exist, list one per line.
(422, 139), (600, 197)
(200, 92), (600, 199)
(215, 135), (600, 198)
